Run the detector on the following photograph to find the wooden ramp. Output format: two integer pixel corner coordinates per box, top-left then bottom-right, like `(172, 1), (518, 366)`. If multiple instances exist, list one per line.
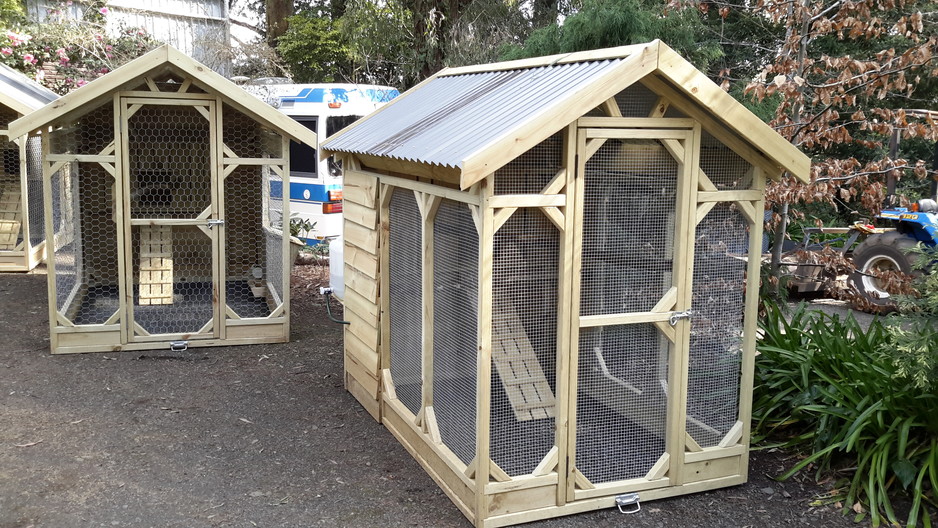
(0, 184), (22, 251)
(139, 225), (173, 305)
(492, 308), (556, 421)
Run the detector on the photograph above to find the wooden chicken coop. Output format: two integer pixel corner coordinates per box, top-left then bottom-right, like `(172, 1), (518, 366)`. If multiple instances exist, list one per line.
(321, 41), (810, 526)
(8, 45), (317, 354)
(0, 64), (58, 271)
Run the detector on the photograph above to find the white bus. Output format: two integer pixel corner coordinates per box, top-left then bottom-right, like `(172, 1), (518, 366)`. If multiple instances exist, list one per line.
(245, 81), (400, 245)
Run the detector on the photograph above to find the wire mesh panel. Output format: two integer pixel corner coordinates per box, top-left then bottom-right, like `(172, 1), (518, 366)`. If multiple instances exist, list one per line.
(580, 140), (677, 316)
(576, 324), (669, 483)
(494, 133), (563, 195)
(26, 137), (44, 248)
(432, 199), (478, 466)
(127, 105), (211, 219)
(131, 225), (214, 335)
(388, 188), (423, 416)
(686, 203), (749, 447)
(613, 82), (660, 117)
(49, 105), (114, 156)
(490, 208), (559, 476)
(700, 132), (753, 189)
(0, 127), (21, 251)
(50, 163), (80, 317)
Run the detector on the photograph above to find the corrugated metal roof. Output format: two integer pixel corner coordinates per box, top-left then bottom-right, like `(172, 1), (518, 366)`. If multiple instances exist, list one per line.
(0, 63), (58, 114)
(323, 58), (623, 169)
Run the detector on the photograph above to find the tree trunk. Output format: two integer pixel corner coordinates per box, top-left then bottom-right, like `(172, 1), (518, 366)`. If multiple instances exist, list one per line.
(266, 0), (294, 47)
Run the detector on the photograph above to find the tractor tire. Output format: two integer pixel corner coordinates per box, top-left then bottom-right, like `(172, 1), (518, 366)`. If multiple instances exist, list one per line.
(850, 232), (919, 307)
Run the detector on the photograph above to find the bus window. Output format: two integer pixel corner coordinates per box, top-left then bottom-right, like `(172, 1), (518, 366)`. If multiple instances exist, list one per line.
(289, 118), (318, 176)
(325, 115), (361, 176)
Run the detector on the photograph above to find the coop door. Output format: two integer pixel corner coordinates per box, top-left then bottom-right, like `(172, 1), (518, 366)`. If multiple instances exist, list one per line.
(121, 99), (220, 341)
(568, 127), (696, 498)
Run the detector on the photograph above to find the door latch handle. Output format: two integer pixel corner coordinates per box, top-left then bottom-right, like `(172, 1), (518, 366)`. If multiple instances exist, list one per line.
(206, 219), (225, 229)
(669, 310), (693, 326)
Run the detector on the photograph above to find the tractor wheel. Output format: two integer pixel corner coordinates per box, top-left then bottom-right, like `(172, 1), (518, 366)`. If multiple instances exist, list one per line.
(850, 232), (919, 307)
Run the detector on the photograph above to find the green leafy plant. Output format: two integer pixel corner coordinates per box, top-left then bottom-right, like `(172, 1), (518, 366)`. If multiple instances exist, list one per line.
(288, 214), (315, 240)
(755, 302), (938, 527)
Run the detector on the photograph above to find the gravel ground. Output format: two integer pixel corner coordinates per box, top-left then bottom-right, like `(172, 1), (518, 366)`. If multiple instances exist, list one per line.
(0, 266), (864, 528)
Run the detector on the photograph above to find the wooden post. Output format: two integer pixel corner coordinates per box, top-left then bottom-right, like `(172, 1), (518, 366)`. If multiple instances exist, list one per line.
(474, 175), (495, 526)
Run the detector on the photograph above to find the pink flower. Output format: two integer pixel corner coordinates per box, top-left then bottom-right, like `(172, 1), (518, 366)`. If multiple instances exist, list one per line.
(59, 57), (70, 65)
(76, 79), (88, 87)
(99, 7), (109, 15)
(94, 33), (104, 41)
(5, 31), (32, 47)
(56, 48), (67, 57)
(0, 47), (12, 56)
(105, 44), (113, 51)
(22, 53), (37, 65)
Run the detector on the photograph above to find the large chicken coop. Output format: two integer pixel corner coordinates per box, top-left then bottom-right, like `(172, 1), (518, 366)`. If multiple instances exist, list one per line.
(8, 45), (317, 354)
(0, 64), (58, 271)
(321, 41), (810, 526)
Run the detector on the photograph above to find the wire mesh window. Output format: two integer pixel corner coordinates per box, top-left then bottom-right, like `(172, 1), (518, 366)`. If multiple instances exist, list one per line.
(127, 105), (211, 219)
(613, 82), (660, 117)
(50, 163), (79, 316)
(26, 137), (44, 248)
(493, 133), (563, 195)
(388, 187), (423, 416)
(432, 199), (479, 466)
(490, 208), (559, 476)
(0, 113), (21, 251)
(576, 323), (669, 483)
(263, 164), (285, 307)
(48, 105), (114, 156)
(699, 132), (753, 189)
(580, 140), (678, 316)
(686, 203), (749, 447)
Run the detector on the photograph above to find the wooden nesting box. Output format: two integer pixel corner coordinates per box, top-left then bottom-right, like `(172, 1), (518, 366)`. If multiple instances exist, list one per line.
(322, 41), (810, 526)
(8, 45), (317, 354)
(0, 65), (59, 271)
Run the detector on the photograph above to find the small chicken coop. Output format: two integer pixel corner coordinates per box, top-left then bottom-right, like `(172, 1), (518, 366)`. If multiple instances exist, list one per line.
(8, 45), (317, 354)
(0, 64), (58, 271)
(321, 41), (810, 526)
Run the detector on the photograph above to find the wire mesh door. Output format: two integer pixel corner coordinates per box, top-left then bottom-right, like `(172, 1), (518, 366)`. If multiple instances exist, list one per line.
(121, 99), (220, 341)
(569, 127), (695, 498)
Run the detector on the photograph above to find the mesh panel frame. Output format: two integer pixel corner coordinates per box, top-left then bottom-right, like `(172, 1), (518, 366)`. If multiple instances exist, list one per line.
(432, 199), (479, 466)
(490, 208), (559, 477)
(686, 203), (749, 448)
(580, 140), (677, 316)
(388, 188), (423, 416)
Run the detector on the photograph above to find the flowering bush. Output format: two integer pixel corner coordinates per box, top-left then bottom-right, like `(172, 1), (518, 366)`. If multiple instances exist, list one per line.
(0, 0), (158, 94)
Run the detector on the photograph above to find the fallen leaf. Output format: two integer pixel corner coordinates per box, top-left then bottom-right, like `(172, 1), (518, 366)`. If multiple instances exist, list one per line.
(239, 418), (253, 424)
(14, 440), (43, 447)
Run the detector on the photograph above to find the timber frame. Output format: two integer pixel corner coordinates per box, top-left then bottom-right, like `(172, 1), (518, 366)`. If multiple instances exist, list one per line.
(9, 46), (317, 354)
(324, 41), (809, 527)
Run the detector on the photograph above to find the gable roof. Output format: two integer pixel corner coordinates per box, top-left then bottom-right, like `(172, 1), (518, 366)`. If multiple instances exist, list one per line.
(323, 40), (809, 189)
(0, 63), (58, 118)
(7, 45), (316, 147)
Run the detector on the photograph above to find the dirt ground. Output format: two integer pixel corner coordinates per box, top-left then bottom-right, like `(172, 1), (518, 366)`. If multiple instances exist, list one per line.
(0, 265), (863, 528)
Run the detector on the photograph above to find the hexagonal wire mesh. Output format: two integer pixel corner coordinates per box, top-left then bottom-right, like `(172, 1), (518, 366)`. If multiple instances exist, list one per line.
(490, 207), (560, 477)
(223, 104), (285, 317)
(432, 199), (479, 467)
(0, 106), (23, 252)
(575, 138), (677, 484)
(388, 187), (423, 416)
(127, 103), (214, 335)
(26, 137), (44, 249)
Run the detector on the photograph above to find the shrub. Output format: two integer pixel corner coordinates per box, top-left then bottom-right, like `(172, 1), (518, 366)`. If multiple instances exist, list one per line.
(883, 244), (938, 391)
(755, 303), (938, 527)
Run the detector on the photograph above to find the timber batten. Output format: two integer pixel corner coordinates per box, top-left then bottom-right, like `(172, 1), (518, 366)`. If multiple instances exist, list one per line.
(10, 46), (315, 354)
(323, 41), (809, 526)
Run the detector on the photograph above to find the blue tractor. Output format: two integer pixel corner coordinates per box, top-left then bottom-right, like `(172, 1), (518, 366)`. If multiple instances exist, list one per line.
(851, 178), (938, 307)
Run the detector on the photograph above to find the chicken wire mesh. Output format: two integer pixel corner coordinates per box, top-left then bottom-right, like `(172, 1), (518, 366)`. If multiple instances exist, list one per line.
(490, 208), (559, 477)
(494, 133), (563, 195)
(576, 324), (669, 483)
(580, 139), (677, 316)
(686, 203), (749, 448)
(388, 187), (423, 416)
(432, 199), (479, 466)
(0, 108), (21, 251)
(49, 105), (114, 156)
(613, 82), (661, 117)
(700, 132), (753, 189)
(26, 137), (44, 249)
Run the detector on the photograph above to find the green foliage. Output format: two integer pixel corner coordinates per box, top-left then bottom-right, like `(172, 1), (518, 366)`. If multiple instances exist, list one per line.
(755, 302), (938, 526)
(500, 0), (722, 71)
(0, 1), (157, 93)
(882, 245), (938, 391)
(276, 11), (350, 82)
(1, 0), (25, 25)
(288, 214), (315, 239)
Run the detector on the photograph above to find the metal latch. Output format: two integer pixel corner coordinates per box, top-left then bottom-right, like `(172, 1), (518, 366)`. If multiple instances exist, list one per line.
(206, 219), (225, 229)
(169, 340), (189, 352)
(669, 310), (693, 326)
(615, 492), (641, 514)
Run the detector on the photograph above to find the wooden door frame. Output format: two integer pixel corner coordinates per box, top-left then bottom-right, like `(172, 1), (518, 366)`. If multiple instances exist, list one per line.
(564, 123), (700, 502)
(119, 96), (220, 343)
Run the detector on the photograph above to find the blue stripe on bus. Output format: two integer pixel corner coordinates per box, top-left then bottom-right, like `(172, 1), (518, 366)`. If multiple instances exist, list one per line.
(281, 87), (400, 104)
(270, 181), (334, 203)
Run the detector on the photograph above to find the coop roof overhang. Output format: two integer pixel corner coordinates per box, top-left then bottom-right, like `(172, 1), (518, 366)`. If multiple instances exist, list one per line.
(0, 63), (58, 120)
(322, 40), (810, 189)
(7, 45), (317, 148)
